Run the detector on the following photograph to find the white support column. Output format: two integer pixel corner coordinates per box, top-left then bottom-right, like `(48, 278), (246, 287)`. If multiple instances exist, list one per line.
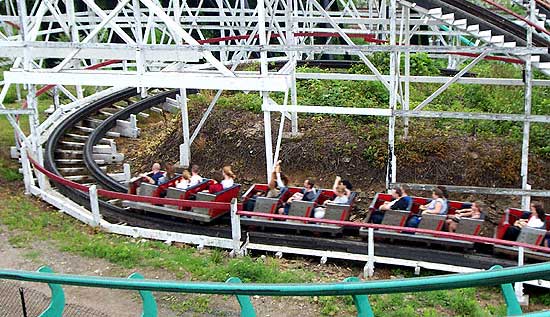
(53, 85), (60, 110)
(18, 0), (47, 190)
(19, 145), (33, 195)
(258, 0), (273, 180)
(403, 7), (410, 139)
(514, 246), (529, 304)
(230, 198), (242, 257)
(263, 111), (274, 181)
(123, 163), (132, 183)
(386, 0), (397, 190)
(179, 88), (190, 167)
(521, 0), (535, 210)
(133, 0), (147, 97)
(286, 0), (299, 135)
(66, 0), (84, 99)
(89, 185), (101, 227)
(365, 227), (375, 278)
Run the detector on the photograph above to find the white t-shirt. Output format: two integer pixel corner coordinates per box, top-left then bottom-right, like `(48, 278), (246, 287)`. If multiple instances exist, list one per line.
(176, 179), (190, 189)
(527, 216), (545, 229)
(427, 198), (448, 215)
(221, 178), (234, 189)
(189, 174), (203, 187)
(333, 195), (349, 204)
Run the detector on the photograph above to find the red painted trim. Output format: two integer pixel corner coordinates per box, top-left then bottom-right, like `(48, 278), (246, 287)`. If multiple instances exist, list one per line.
(535, 235), (544, 246)
(5, 21), (20, 29)
(449, 52), (523, 65)
(435, 220), (444, 232)
(482, 0), (550, 36)
(339, 209), (348, 221)
(238, 210), (550, 253)
(28, 155), (241, 209)
(473, 225), (481, 236)
(305, 207), (312, 218)
(398, 216), (407, 227)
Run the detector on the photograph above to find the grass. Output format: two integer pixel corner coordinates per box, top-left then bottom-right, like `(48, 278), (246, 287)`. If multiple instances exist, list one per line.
(0, 65), (549, 315)
(0, 192), (314, 283)
(0, 188), (542, 316)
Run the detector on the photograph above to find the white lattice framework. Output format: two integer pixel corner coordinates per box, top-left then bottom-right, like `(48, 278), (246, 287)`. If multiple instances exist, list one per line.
(0, 0), (549, 208)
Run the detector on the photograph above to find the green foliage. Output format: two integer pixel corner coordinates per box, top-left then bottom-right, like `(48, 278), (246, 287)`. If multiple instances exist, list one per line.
(0, 193), (314, 283)
(217, 92), (262, 113)
(164, 294), (212, 314)
(0, 166), (23, 181)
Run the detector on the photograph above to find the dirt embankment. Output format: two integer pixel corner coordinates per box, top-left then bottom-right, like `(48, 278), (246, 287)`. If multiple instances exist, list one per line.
(123, 100), (550, 226)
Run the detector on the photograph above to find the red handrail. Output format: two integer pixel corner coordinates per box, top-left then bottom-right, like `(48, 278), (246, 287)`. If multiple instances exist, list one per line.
(238, 210), (550, 254)
(27, 154), (241, 209)
(482, 0), (550, 36)
(21, 152), (550, 254)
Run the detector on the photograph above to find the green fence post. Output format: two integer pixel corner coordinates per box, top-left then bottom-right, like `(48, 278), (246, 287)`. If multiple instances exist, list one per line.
(344, 277), (374, 317)
(226, 277), (256, 317)
(37, 266), (65, 317)
(129, 273), (158, 317)
(490, 265), (522, 316)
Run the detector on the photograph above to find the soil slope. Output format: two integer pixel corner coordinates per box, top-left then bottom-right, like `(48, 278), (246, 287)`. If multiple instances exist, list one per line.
(122, 101), (550, 225)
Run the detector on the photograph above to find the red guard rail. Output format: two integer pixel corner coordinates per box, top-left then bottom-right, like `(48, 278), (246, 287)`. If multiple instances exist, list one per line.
(237, 210), (550, 254)
(482, 0), (550, 36)
(27, 155), (242, 210)
(23, 153), (550, 254)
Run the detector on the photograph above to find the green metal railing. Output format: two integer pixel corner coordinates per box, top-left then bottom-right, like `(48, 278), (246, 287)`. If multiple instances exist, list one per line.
(1, 263), (550, 317)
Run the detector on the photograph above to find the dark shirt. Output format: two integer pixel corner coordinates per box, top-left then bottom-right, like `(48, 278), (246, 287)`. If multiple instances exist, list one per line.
(302, 189), (316, 202)
(521, 211), (531, 219)
(150, 172), (164, 185)
(391, 196), (411, 211)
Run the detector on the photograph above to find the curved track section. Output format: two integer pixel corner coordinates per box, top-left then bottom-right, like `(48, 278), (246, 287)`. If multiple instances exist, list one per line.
(84, 90), (179, 192)
(39, 88), (530, 271)
(414, 0), (550, 55)
(43, 88), (232, 237)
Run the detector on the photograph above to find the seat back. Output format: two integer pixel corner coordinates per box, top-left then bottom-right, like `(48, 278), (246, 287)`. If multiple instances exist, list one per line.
(137, 183), (158, 197)
(496, 208), (525, 239)
(185, 179), (213, 199)
(191, 184), (241, 219)
(447, 201), (469, 216)
(324, 203), (351, 221)
(368, 193), (393, 212)
(242, 184), (269, 202)
(192, 192), (217, 215)
(410, 196), (430, 214)
(288, 200), (315, 218)
(253, 197), (279, 214)
(380, 210), (409, 227)
(516, 227), (546, 245)
(165, 187), (187, 209)
(418, 214), (446, 231)
(455, 218), (484, 236)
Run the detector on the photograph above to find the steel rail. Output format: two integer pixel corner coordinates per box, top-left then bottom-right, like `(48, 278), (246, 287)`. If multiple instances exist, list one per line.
(0, 263), (549, 295)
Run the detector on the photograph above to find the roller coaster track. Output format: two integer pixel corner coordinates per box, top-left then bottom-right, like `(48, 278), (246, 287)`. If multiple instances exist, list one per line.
(40, 86), (538, 272)
(401, 0), (550, 73)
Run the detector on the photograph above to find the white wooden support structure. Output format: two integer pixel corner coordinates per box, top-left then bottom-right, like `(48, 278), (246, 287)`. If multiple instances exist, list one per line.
(515, 246), (529, 305)
(52, 85), (60, 111)
(521, 0), (535, 211)
(402, 6), (411, 139)
(123, 163), (132, 184)
(365, 227), (375, 278)
(19, 146), (33, 195)
(89, 185), (101, 228)
(386, 0), (398, 191)
(179, 88), (191, 167)
(230, 198), (242, 257)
